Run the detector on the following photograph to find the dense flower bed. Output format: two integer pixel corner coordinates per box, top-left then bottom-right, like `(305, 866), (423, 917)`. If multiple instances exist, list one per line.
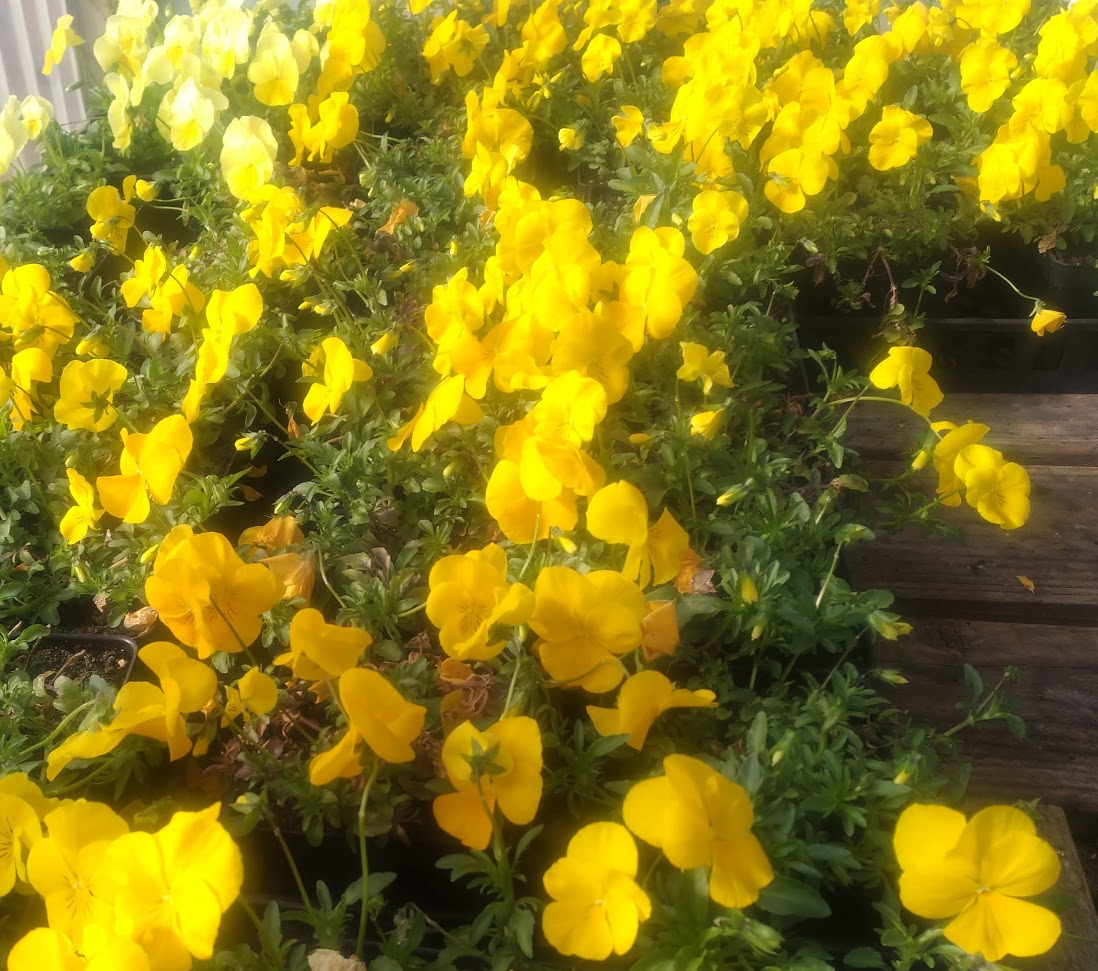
(0, 0), (1082, 968)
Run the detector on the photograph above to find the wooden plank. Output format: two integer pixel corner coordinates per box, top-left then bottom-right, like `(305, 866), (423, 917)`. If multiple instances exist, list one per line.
(875, 621), (1098, 810)
(846, 394), (1098, 466)
(847, 466), (1098, 606)
(889, 618), (1098, 668)
(1017, 806), (1098, 971)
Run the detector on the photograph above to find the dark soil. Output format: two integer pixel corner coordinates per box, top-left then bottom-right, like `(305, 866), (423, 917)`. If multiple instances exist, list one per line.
(24, 634), (136, 689)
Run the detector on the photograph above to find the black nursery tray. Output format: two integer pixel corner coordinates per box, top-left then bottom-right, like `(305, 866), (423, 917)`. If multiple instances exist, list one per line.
(795, 314), (1098, 394)
(24, 631), (138, 689)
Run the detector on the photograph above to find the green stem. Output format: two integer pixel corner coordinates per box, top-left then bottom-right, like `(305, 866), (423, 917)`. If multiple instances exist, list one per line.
(982, 262), (1040, 304)
(49, 759), (112, 796)
(815, 543), (844, 609)
(674, 383), (697, 521)
(502, 645), (523, 714)
(270, 818), (314, 913)
(482, 789), (515, 911)
(356, 760), (381, 958)
(518, 507), (541, 580)
(940, 716), (973, 739)
(20, 699), (97, 759)
(318, 553), (348, 610)
(827, 393), (934, 417)
(238, 896), (265, 935)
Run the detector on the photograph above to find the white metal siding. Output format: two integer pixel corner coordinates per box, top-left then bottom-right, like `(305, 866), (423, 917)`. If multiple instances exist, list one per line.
(0, 0), (86, 129)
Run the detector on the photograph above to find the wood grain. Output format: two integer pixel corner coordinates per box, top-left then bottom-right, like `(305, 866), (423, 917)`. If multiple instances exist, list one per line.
(876, 620), (1098, 810)
(846, 394), (1098, 466)
(1016, 805), (1098, 971)
(847, 465), (1098, 607)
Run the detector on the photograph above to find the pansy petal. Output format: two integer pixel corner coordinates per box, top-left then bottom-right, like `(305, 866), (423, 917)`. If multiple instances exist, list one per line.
(893, 803), (967, 871)
(944, 891), (1061, 963)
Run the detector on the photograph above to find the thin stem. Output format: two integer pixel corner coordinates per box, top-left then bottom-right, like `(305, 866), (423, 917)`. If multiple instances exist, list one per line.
(674, 383), (697, 521)
(20, 699), (97, 759)
(49, 759), (112, 796)
(503, 646), (522, 714)
(518, 508), (541, 580)
(827, 393), (933, 416)
(815, 543), (844, 609)
(640, 849), (665, 889)
(318, 554), (347, 609)
(982, 262), (1039, 303)
(238, 897), (265, 936)
(270, 819), (314, 913)
(481, 788), (515, 910)
(356, 760), (382, 958)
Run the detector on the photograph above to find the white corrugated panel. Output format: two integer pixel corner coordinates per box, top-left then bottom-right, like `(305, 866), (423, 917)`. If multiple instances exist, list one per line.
(0, 0), (86, 129)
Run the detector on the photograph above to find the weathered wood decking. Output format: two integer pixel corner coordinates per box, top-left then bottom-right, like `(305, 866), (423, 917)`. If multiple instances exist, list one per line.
(848, 395), (1098, 967)
(848, 394), (1098, 810)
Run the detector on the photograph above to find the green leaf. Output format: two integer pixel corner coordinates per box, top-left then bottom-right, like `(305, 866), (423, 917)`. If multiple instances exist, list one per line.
(963, 664), (983, 699)
(844, 947), (886, 968)
(756, 876), (831, 919)
(747, 711), (768, 754)
(510, 907), (535, 959)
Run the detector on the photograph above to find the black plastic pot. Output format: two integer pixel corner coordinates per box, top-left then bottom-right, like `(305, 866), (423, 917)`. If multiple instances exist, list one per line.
(1036, 252), (1098, 319)
(24, 630), (138, 689)
(795, 312), (1098, 394)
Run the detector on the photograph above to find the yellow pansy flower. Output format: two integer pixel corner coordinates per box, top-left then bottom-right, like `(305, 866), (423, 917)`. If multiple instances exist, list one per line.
(687, 189), (750, 255)
(1031, 307), (1067, 335)
(248, 24), (300, 106)
(690, 407), (725, 439)
(275, 607), (372, 681)
(1, 348), (52, 430)
(46, 642), (217, 780)
(542, 822), (651, 960)
(0, 263), (78, 354)
(586, 480), (692, 588)
(221, 668), (279, 726)
(42, 14), (84, 77)
(623, 754), (774, 907)
(302, 336), (373, 423)
(0, 790), (40, 896)
(26, 801), (129, 948)
(895, 804), (1061, 962)
(433, 716), (543, 850)
(868, 106), (934, 171)
(959, 40), (1018, 113)
(640, 600), (680, 661)
(587, 670), (716, 750)
(868, 346), (943, 417)
(308, 668), (427, 784)
(7, 928), (149, 971)
(677, 341), (734, 394)
(54, 359), (127, 432)
(611, 105), (645, 147)
(69, 251), (94, 273)
(930, 421), (989, 506)
(96, 414), (193, 524)
(59, 469), (103, 545)
(529, 566), (645, 693)
(426, 544), (533, 661)
(103, 804), (243, 962)
(954, 443), (1031, 530)
(221, 116), (278, 202)
(581, 33), (621, 82)
(144, 525), (282, 659)
(558, 126), (585, 150)
(764, 148), (830, 214)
